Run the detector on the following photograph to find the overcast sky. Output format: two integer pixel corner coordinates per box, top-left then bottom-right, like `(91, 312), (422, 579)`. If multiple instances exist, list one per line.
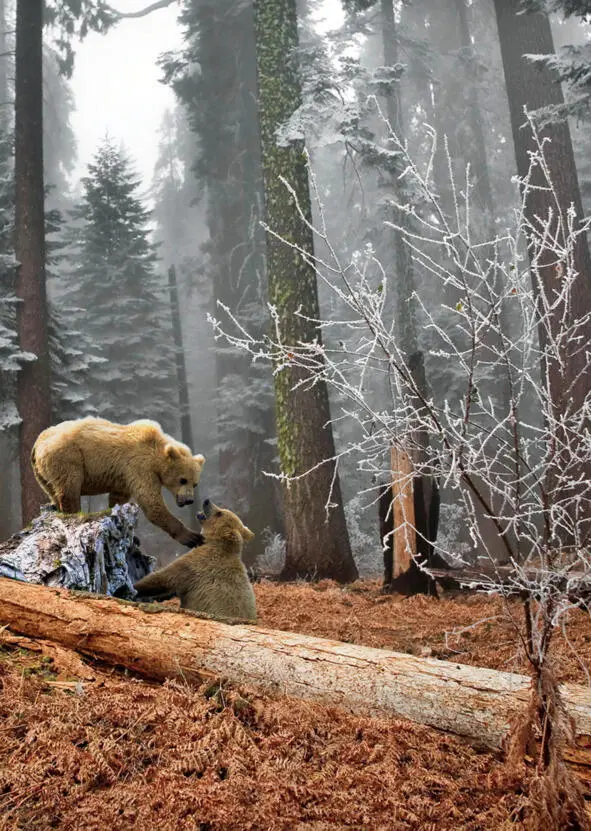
(68, 0), (343, 194)
(69, 2), (182, 188)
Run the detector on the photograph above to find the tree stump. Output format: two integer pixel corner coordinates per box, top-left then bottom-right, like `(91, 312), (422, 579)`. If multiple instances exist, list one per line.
(0, 503), (153, 598)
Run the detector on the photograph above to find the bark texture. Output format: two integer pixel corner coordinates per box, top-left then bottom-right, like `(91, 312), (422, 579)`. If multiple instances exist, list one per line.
(380, 0), (418, 356)
(168, 264), (192, 449)
(0, 578), (590, 773)
(493, 0), (591, 543)
(194, 0), (283, 562)
(0, 504), (152, 597)
(254, 0), (357, 581)
(14, 0), (51, 524)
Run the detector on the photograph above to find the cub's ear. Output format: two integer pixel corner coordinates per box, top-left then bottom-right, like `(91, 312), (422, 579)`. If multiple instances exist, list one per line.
(164, 443), (180, 460)
(241, 525), (255, 542)
(193, 454), (205, 468)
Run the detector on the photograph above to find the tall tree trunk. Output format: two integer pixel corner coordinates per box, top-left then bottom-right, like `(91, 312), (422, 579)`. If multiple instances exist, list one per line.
(14, 0), (51, 525)
(168, 264), (192, 449)
(493, 0), (591, 545)
(380, 3), (444, 593)
(428, 0), (495, 219)
(380, 0), (418, 357)
(194, 0), (283, 563)
(0, 0), (8, 129)
(453, 0), (495, 218)
(254, 0), (357, 582)
(427, 0), (514, 438)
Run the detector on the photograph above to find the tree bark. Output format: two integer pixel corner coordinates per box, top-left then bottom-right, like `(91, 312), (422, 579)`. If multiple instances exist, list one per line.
(167, 264), (192, 449)
(0, 579), (590, 771)
(380, 0), (418, 357)
(14, 0), (51, 525)
(0, 0), (8, 130)
(493, 0), (591, 544)
(193, 0), (283, 563)
(0, 504), (152, 596)
(254, 0), (357, 581)
(382, 353), (446, 595)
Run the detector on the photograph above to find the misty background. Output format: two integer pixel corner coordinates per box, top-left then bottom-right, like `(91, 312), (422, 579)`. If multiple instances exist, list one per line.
(1, 0), (590, 578)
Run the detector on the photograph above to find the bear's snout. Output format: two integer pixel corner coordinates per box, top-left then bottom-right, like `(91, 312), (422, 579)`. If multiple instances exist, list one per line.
(176, 496), (194, 508)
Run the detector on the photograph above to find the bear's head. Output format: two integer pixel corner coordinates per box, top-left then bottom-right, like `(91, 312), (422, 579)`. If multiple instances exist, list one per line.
(161, 444), (205, 508)
(197, 499), (254, 550)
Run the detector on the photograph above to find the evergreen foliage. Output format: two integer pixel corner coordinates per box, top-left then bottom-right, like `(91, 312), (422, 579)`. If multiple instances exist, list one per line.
(61, 137), (178, 431)
(521, 0), (591, 121)
(43, 0), (117, 76)
(0, 129), (26, 430)
(0, 127), (100, 428)
(46, 206), (105, 422)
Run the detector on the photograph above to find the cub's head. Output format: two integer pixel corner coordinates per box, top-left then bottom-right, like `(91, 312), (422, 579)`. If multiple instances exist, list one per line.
(161, 443), (205, 507)
(197, 499), (254, 550)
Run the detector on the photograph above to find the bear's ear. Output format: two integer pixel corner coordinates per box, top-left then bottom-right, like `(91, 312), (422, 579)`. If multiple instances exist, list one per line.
(164, 443), (180, 460)
(241, 525), (255, 542)
(193, 454), (205, 468)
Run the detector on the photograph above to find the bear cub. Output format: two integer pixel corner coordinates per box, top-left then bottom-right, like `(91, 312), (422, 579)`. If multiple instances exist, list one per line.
(133, 499), (257, 622)
(32, 416), (205, 548)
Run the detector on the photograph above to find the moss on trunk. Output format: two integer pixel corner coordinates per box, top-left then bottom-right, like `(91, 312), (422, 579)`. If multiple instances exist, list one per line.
(254, 0), (358, 582)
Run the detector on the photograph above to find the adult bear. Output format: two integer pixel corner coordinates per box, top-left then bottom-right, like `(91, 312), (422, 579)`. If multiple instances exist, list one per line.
(31, 417), (205, 548)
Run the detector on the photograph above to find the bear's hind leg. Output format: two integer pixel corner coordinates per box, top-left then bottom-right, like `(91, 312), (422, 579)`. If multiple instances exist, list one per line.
(54, 473), (83, 514)
(31, 454), (58, 508)
(34, 471), (59, 509)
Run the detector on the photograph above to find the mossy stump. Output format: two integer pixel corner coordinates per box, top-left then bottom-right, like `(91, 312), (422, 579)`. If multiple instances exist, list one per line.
(0, 503), (153, 598)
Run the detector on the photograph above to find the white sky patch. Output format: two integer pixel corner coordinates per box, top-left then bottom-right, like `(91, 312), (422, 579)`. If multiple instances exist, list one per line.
(69, 2), (182, 191)
(68, 0), (344, 198)
(312, 0), (345, 33)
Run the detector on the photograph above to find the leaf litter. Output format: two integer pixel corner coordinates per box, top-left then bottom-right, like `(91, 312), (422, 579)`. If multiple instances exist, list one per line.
(0, 579), (589, 829)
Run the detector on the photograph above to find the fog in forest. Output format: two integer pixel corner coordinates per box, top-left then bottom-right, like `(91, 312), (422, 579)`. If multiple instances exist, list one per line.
(1, 0), (590, 581)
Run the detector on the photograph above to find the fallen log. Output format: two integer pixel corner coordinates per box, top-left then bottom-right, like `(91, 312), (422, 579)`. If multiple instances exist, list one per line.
(0, 504), (153, 597)
(430, 566), (591, 603)
(0, 577), (590, 772)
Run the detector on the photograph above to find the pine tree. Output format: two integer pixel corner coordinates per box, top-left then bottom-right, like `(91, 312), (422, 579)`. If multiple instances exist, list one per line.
(46, 206), (104, 422)
(521, 0), (591, 122)
(0, 129), (28, 431)
(493, 0), (591, 543)
(0, 133), (102, 431)
(62, 137), (177, 431)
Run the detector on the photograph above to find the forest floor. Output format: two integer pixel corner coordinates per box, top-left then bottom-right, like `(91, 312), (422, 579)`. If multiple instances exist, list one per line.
(0, 579), (589, 829)
(255, 578), (591, 685)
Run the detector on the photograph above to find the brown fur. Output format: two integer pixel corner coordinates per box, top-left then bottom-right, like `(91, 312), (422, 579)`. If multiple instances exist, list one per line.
(31, 417), (205, 547)
(134, 502), (257, 622)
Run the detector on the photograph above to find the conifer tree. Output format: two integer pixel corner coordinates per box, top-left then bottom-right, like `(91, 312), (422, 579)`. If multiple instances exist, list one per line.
(63, 137), (177, 431)
(255, 0), (357, 581)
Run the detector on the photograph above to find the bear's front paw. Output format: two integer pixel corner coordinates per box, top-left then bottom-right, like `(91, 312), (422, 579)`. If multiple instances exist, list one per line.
(182, 531), (204, 548)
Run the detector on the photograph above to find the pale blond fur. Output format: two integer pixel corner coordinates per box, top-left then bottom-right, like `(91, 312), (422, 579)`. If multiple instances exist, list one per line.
(134, 502), (257, 622)
(32, 417), (205, 548)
